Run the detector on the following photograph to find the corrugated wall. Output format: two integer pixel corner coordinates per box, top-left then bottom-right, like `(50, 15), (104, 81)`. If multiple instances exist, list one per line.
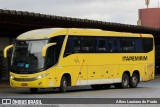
(0, 37), (15, 81)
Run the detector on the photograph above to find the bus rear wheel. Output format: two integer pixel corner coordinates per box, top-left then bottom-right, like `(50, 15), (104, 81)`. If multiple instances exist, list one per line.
(129, 73), (139, 88)
(115, 73), (129, 88)
(30, 88), (38, 93)
(59, 76), (68, 93)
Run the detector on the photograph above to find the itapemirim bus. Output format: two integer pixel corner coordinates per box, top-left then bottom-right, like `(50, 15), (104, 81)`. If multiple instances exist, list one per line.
(4, 28), (154, 93)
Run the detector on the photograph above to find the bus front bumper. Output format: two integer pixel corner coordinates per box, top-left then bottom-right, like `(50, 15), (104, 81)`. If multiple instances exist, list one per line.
(10, 75), (55, 88)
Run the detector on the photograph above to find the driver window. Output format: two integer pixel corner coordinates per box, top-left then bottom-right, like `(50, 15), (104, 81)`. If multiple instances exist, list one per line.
(46, 46), (56, 68)
(46, 36), (65, 69)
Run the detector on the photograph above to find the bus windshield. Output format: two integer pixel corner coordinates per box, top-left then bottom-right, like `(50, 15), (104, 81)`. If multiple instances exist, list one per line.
(11, 40), (48, 74)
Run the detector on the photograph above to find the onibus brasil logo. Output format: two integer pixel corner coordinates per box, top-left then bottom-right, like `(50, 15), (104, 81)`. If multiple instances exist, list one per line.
(2, 99), (42, 105)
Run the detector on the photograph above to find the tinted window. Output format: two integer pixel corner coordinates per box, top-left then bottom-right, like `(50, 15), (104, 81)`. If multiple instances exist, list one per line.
(110, 38), (120, 52)
(46, 36), (65, 68)
(73, 37), (81, 53)
(81, 37), (95, 53)
(64, 37), (73, 56)
(120, 38), (135, 52)
(64, 36), (153, 57)
(96, 38), (108, 52)
(135, 39), (143, 52)
(143, 38), (153, 52)
(64, 36), (95, 56)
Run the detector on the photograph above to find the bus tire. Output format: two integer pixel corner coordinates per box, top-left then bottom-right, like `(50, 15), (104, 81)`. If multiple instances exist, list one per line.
(115, 73), (129, 88)
(129, 73), (139, 88)
(30, 88), (38, 93)
(59, 76), (68, 93)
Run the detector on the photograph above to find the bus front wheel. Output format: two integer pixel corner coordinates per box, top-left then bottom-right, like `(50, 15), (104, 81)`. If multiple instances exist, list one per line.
(129, 73), (139, 88)
(30, 88), (38, 93)
(59, 76), (68, 93)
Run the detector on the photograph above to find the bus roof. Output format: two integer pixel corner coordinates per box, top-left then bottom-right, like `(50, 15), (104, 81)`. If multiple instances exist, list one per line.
(17, 28), (65, 40)
(17, 28), (153, 40)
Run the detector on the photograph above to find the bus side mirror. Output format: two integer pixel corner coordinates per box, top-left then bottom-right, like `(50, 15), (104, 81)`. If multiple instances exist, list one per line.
(42, 43), (57, 57)
(4, 44), (13, 58)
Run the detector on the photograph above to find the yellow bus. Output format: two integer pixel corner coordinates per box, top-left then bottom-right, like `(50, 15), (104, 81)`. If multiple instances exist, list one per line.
(4, 28), (155, 93)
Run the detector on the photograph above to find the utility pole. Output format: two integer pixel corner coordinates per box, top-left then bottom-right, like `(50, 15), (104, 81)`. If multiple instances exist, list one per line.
(145, 0), (150, 8)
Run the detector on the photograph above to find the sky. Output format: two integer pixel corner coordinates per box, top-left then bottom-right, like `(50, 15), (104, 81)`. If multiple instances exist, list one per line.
(0, 0), (160, 25)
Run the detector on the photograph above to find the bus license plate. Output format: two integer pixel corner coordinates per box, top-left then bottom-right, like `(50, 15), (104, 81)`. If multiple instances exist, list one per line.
(21, 83), (28, 86)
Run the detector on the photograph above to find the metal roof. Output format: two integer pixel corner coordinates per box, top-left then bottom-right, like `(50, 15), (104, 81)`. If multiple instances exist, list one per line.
(0, 9), (160, 38)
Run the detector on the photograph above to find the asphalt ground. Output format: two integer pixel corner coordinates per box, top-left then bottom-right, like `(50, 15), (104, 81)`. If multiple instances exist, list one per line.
(0, 76), (160, 107)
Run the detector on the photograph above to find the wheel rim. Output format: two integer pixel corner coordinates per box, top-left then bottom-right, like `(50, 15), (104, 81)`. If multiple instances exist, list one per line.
(123, 78), (128, 86)
(123, 75), (128, 86)
(132, 76), (138, 85)
(63, 80), (67, 88)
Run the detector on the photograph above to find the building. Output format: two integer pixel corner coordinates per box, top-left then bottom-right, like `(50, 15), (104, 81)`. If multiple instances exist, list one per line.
(138, 8), (160, 28)
(138, 7), (160, 73)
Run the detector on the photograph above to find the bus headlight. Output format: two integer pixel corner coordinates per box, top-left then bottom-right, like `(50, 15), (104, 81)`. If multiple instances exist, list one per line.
(37, 75), (42, 79)
(37, 73), (49, 79)
(10, 75), (14, 79)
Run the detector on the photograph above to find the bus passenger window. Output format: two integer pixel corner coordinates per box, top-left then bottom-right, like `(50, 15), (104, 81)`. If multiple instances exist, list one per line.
(96, 39), (106, 52)
(110, 38), (120, 53)
(143, 38), (153, 52)
(73, 37), (81, 53)
(135, 39), (143, 52)
(120, 38), (135, 52)
(81, 37), (95, 53)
